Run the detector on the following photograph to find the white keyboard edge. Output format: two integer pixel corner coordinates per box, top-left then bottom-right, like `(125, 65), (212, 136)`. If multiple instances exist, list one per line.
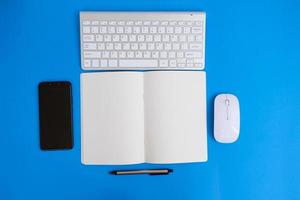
(80, 11), (206, 71)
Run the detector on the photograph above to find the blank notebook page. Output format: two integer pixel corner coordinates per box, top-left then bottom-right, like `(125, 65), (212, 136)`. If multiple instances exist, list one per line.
(144, 71), (207, 163)
(81, 72), (145, 165)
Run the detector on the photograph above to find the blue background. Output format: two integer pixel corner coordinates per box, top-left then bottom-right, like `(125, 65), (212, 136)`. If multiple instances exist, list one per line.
(0, 0), (299, 199)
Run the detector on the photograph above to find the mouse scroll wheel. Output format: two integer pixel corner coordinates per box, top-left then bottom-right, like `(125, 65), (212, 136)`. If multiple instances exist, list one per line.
(225, 99), (230, 106)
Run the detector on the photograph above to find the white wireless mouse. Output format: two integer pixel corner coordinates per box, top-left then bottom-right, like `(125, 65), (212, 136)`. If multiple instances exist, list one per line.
(214, 94), (240, 143)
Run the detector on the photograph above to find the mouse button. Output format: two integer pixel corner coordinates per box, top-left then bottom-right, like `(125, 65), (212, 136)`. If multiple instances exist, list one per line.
(225, 98), (230, 106)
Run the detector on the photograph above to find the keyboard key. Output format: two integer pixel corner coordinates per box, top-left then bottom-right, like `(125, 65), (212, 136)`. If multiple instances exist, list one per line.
(123, 43), (130, 50)
(159, 60), (168, 67)
(190, 43), (202, 50)
(83, 35), (94, 42)
(175, 27), (182, 33)
(119, 60), (158, 68)
(181, 43), (188, 50)
(82, 21), (91, 25)
(114, 43), (121, 50)
(148, 43), (155, 50)
(187, 21), (193, 26)
(108, 26), (116, 33)
(152, 21), (159, 25)
(161, 21), (168, 25)
(120, 35), (128, 42)
(184, 27), (190, 33)
(119, 51), (126, 58)
(162, 35), (169, 42)
(187, 59), (193, 64)
(179, 35), (186, 42)
(166, 27), (174, 33)
(112, 35), (120, 42)
(106, 43), (114, 50)
(164, 43), (171, 50)
(194, 63), (203, 68)
(91, 21), (99, 25)
(144, 21), (151, 25)
(142, 27), (149, 33)
(126, 21), (134, 25)
(131, 43), (138, 50)
(102, 51), (110, 58)
(129, 35), (137, 42)
(117, 21), (125, 25)
(169, 52), (176, 58)
(170, 60), (177, 67)
(139, 43), (147, 50)
(177, 58), (186, 64)
(150, 27), (157, 33)
(92, 59), (99, 67)
(178, 21), (185, 26)
(158, 27), (166, 33)
(100, 21), (107, 25)
(188, 35), (195, 42)
(169, 21), (177, 26)
(173, 43), (180, 50)
(135, 52), (143, 58)
(84, 51), (101, 58)
(194, 59), (202, 63)
(104, 35), (111, 42)
(154, 35), (161, 42)
(108, 60), (118, 67)
(177, 52), (184, 58)
(83, 26), (90, 33)
(125, 27), (132, 33)
(100, 26), (107, 33)
(138, 35), (145, 42)
(195, 35), (202, 42)
(152, 51), (159, 58)
(133, 27), (140, 33)
(127, 51), (134, 58)
(97, 43), (105, 50)
(91, 27), (99, 33)
(111, 52), (118, 58)
(84, 59), (91, 67)
(117, 27), (124, 33)
(100, 59), (108, 67)
(156, 43), (163, 50)
(192, 27), (202, 33)
(83, 43), (97, 50)
(146, 35), (153, 42)
(96, 35), (103, 42)
(160, 51), (167, 58)
(143, 51), (151, 58)
(135, 21), (142, 25)
(185, 52), (201, 58)
(170, 35), (178, 42)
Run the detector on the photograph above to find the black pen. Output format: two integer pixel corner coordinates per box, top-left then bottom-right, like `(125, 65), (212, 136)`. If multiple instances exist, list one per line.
(110, 169), (173, 175)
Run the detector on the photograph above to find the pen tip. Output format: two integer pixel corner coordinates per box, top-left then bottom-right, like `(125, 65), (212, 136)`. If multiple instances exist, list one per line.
(109, 171), (116, 175)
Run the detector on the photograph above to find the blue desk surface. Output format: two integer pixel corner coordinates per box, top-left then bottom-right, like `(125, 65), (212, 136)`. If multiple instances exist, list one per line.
(1, 0), (300, 199)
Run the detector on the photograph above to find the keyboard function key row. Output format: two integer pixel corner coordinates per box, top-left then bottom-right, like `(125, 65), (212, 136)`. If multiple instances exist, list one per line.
(82, 20), (203, 26)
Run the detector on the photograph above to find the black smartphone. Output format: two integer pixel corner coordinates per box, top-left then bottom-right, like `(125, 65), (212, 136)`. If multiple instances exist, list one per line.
(38, 81), (73, 150)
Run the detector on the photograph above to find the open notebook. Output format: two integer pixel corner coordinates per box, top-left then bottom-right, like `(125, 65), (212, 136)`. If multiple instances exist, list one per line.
(81, 71), (207, 165)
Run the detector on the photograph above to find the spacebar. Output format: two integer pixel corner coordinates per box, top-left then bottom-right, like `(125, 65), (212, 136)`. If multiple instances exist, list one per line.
(119, 59), (158, 68)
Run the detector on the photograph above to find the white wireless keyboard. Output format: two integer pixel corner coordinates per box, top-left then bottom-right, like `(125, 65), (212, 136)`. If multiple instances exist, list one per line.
(80, 12), (206, 70)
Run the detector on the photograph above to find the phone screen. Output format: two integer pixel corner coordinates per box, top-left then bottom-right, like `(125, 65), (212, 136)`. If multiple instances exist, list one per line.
(38, 81), (73, 150)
